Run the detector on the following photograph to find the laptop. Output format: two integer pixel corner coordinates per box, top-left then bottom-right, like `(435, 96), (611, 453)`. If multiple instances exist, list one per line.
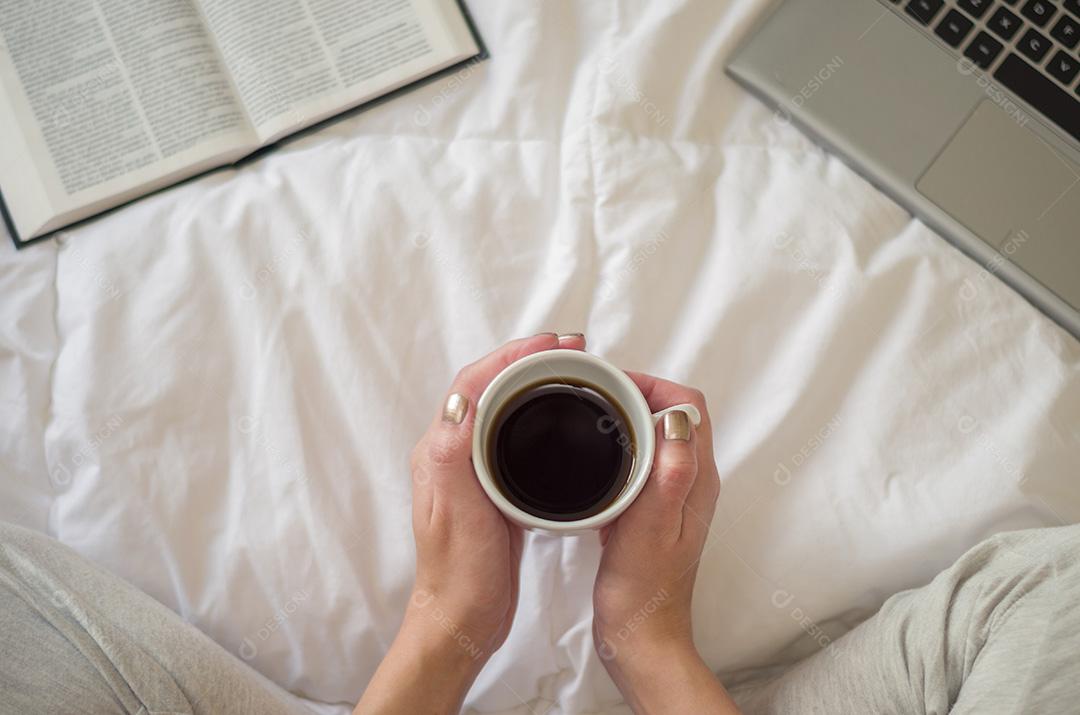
(727, 0), (1080, 340)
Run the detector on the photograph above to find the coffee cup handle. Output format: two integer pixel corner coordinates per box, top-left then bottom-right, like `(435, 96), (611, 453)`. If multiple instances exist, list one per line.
(650, 403), (702, 427)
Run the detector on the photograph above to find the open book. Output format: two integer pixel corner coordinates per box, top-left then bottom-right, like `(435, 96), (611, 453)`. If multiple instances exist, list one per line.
(0, 0), (483, 247)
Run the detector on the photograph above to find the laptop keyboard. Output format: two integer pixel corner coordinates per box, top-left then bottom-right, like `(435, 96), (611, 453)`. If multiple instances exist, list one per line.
(883, 0), (1080, 143)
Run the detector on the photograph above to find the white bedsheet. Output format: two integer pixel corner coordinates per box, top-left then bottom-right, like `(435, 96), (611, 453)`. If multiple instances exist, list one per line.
(2, 1), (1079, 713)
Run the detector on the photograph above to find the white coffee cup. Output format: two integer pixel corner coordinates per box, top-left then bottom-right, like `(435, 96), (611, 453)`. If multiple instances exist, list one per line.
(472, 349), (701, 535)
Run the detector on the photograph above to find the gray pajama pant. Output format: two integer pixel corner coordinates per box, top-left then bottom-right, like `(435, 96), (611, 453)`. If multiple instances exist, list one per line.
(1, 520), (1078, 715)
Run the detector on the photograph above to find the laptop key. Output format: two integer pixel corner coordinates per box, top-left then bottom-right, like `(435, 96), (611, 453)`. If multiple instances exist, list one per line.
(906, 0), (944, 25)
(957, 0), (992, 19)
(994, 54), (1080, 143)
(964, 31), (1005, 68)
(1047, 50), (1080, 85)
(1021, 0), (1057, 27)
(988, 6), (1024, 40)
(1050, 14), (1080, 49)
(936, 10), (976, 46)
(1065, 0), (1080, 18)
(1018, 27), (1053, 62)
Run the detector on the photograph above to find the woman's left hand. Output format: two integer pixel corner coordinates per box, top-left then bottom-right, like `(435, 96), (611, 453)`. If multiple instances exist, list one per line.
(356, 332), (585, 714)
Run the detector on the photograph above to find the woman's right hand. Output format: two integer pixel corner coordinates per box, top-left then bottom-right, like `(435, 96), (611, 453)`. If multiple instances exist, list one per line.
(592, 372), (741, 714)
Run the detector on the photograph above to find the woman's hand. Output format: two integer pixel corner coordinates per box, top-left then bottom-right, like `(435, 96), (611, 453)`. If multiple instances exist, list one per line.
(356, 333), (584, 715)
(408, 333), (586, 660)
(592, 373), (741, 714)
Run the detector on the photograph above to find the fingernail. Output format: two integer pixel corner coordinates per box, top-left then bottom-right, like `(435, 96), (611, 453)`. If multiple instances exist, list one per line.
(663, 411), (691, 441)
(442, 393), (469, 424)
(557, 332), (585, 344)
(534, 332), (558, 339)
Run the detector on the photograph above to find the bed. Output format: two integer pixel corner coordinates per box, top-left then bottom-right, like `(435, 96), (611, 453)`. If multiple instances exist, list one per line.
(2, 1), (1078, 713)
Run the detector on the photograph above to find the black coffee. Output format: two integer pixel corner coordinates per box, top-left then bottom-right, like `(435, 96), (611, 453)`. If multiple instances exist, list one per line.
(488, 381), (634, 521)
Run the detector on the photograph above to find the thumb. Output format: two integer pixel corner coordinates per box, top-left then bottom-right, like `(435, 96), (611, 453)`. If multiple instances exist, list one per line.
(416, 334), (564, 489)
(620, 412), (698, 540)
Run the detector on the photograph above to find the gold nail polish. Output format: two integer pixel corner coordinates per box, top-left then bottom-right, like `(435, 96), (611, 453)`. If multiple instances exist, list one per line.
(442, 393), (469, 424)
(663, 411), (691, 441)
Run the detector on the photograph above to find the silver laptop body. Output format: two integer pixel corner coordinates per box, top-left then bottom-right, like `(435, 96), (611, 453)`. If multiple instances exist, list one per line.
(727, 0), (1080, 339)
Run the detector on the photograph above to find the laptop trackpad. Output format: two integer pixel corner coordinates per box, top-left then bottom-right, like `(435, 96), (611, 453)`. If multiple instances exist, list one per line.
(917, 101), (1080, 307)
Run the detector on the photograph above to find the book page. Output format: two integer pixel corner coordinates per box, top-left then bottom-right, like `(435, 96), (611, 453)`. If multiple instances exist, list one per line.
(0, 0), (256, 240)
(307, 0), (436, 86)
(197, 0), (340, 130)
(199, 0), (479, 144)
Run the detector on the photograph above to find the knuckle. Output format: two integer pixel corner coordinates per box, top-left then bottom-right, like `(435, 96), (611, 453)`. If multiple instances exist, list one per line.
(426, 434), (461, 467)
(659, 451), (697, 484)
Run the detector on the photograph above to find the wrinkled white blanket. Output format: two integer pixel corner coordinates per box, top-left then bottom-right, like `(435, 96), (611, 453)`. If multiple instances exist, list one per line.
(2, 1), (1078, 713)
